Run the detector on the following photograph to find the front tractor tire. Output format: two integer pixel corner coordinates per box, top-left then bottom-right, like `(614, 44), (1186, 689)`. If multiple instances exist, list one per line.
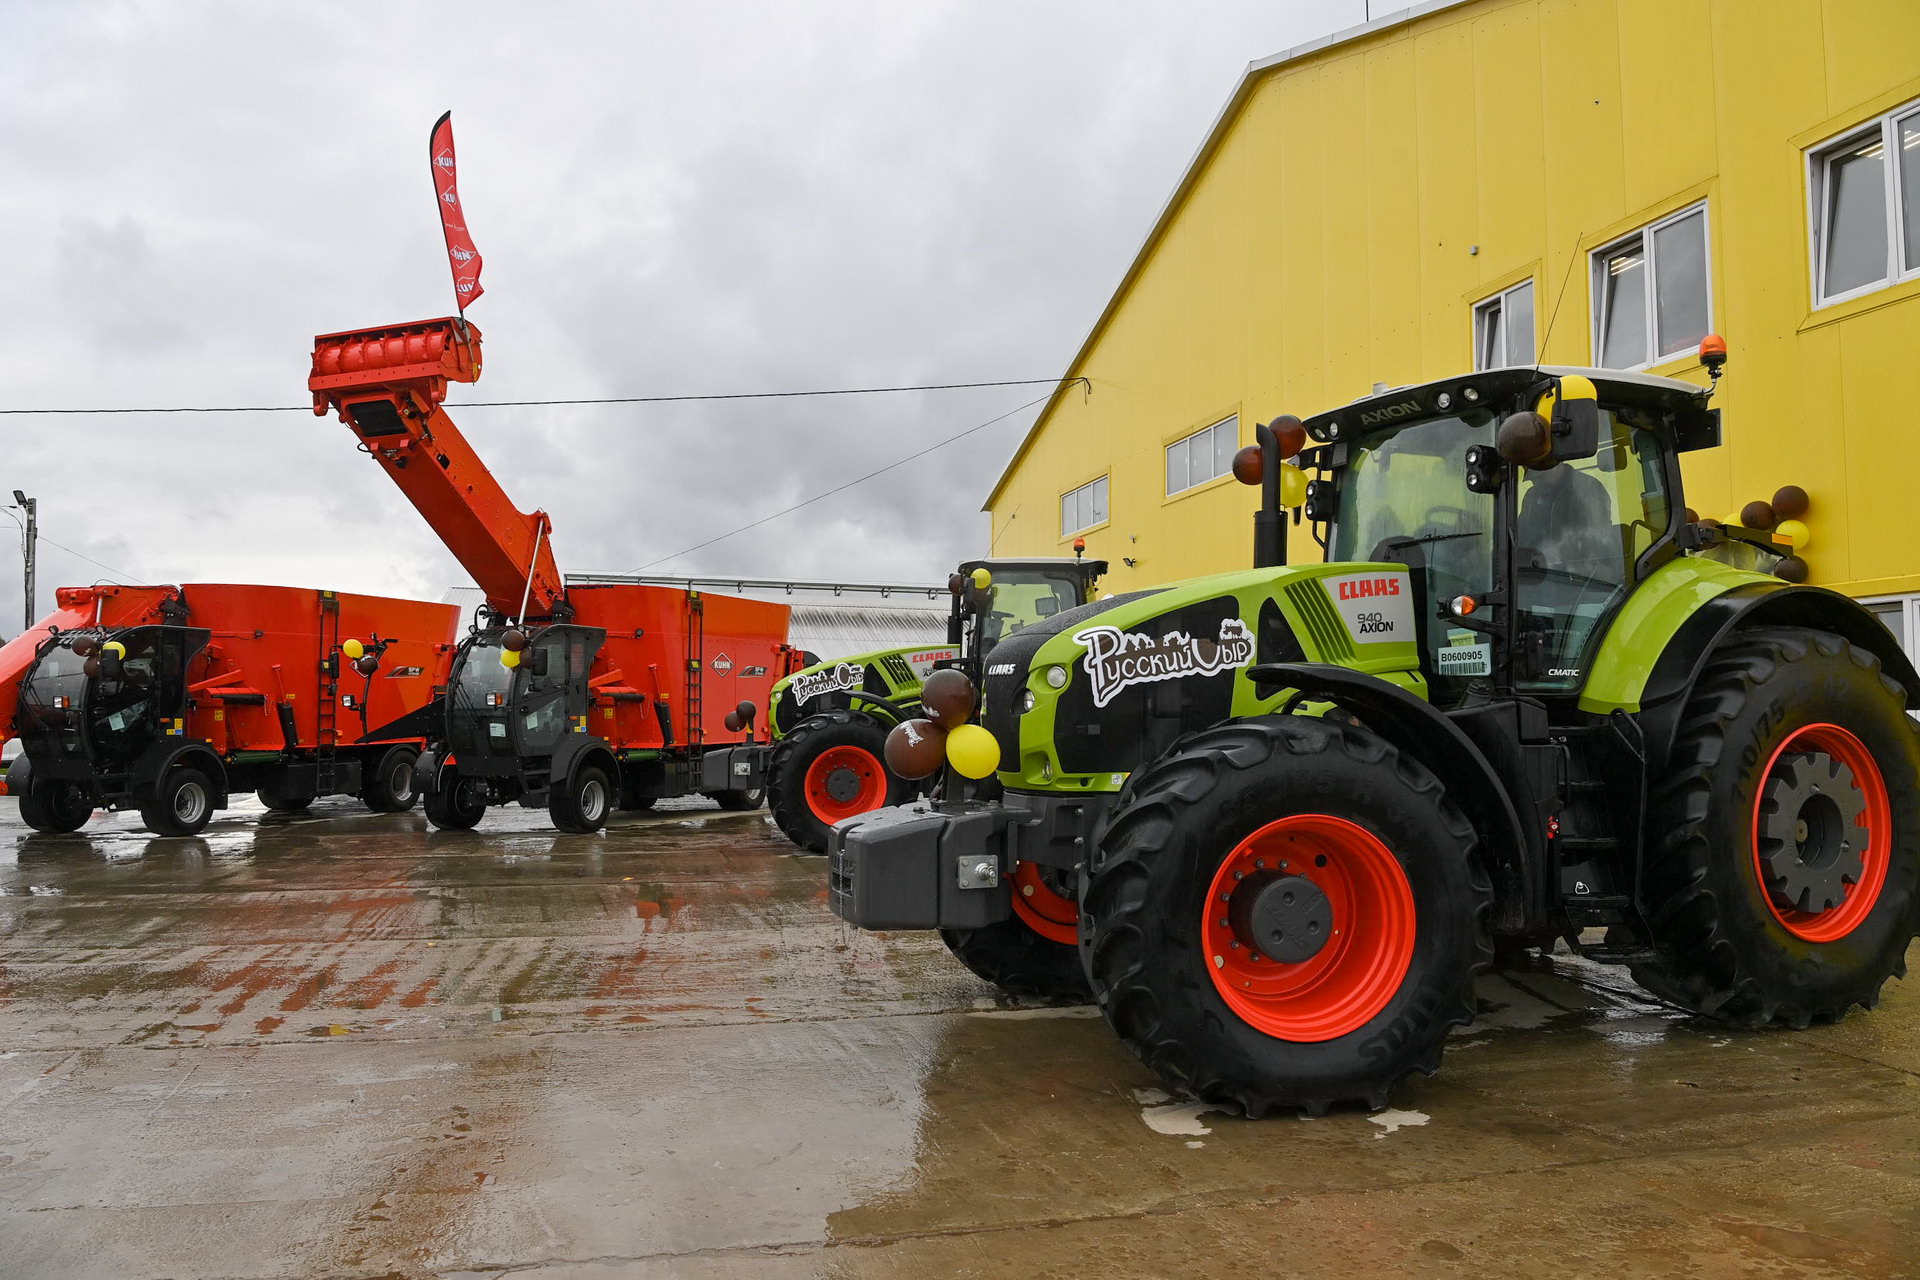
(255, 775), (316, 813)
(1633, 628), (1920, 1026)
(767, 711), (912, 852)
(1082, 716), (1492, 1116)
(424, 775), (488, 831)
(19, 780), (94, 834)
(550, 763), (613, 834)
(941, 863), (1091, 1001)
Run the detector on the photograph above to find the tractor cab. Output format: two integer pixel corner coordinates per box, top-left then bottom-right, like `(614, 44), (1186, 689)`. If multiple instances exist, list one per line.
(1301, 366), (1720, 705)
(950, 556), (1107, 668)
(16, 625), (209, 783)
(442, 623), (605, 777)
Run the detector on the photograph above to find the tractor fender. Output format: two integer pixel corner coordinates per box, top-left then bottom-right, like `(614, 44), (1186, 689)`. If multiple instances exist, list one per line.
(1248, 661), (1534, 926)
(1636, 582), (1920, 773)
(131, 741), (229, 809)
(4, 753), (32, 797)
(412, 747), (445, 793)
(549, 733), (617, 794)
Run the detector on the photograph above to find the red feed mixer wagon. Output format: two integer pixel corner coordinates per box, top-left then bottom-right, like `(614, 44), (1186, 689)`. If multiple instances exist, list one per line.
(2, 582), (457, 836)
(309, 317), (803, 832)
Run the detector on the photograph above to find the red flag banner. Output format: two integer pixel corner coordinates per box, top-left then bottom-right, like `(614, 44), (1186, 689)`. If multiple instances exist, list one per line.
(429, 111), (484, 310)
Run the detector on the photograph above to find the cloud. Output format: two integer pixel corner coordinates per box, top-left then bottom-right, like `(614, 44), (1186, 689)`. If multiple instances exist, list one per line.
(0, 0), (1359, 629)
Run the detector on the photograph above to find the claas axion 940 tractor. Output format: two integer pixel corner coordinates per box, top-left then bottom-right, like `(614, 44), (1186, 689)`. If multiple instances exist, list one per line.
(704, 555), (1106, 852)
(830, 347), (1920, 1114)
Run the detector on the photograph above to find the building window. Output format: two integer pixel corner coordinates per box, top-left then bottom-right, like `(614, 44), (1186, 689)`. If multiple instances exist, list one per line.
(1808, 98), (1920, 306)
(1060, 475), (1108, 536)
(1591, 202), (1711, 369)
(1165, 415), (1238, 497)
(1473, 280), (1536, 370)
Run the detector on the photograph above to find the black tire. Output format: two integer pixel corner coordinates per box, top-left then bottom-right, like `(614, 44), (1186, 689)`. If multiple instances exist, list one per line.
(941, 861), (1090, 1000)
(141, 767), (216, 837)
(358, 747), (421, 813)
(550, 763), (613, 833)
(255, 774), (316, 813)
(1632, 628), (1920, 1027)
(1082, 716), (1491, 1116)
(766, 711), (911, 852)
(19, 781), (93, 833)
(710, 785), (766, 811)
(423, 775), (487, 831)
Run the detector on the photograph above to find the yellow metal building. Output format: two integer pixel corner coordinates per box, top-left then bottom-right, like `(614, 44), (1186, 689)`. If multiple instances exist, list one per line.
(986, 0), (1920, 646)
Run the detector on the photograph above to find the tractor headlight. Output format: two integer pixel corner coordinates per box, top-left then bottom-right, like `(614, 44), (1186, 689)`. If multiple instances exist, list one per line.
(1017, 689), (1037, 714)
(1043, 665), (1068, 690)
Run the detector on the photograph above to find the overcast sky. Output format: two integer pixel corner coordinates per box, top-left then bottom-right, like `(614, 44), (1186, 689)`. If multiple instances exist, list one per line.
(0, 0), (1362, 629)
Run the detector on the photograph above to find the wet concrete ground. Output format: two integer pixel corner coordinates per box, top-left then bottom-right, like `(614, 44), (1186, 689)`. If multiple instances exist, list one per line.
(1, 798), (1917, 1280)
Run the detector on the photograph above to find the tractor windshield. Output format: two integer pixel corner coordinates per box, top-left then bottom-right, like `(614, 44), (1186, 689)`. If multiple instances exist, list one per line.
(1330, 412), (1497, 702)
(448, 634), (517, 757)
(17, 643), (92, 758)
(982, 569), (1088, 651)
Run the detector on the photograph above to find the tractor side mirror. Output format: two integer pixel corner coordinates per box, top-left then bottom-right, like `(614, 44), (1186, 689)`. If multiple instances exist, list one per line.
(1546, 374), (1601, 463)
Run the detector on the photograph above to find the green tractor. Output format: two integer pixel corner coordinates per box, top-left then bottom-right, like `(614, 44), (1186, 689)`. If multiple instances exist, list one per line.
(828, 357), (1920, 1114)
(747, 556), (1106, 852)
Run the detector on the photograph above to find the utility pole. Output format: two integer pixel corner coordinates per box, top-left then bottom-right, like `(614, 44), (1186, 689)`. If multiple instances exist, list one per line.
(12, 490), (35, 632)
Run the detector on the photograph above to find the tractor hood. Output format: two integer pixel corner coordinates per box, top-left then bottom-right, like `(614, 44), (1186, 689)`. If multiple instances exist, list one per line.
(769, 642), (959, 736)
(983, 563), (1429, 794)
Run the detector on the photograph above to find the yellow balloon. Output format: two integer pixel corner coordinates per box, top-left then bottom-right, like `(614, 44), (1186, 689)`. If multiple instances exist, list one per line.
(499, 647), (522, 669)
(341, 638), (365, 660)
(970, 567), (993, 590)
(945, 723), (1001, 780)
(1723, 512), (1744, 529)
(1775, 518), (1810, 550)
(102, 640), (126, 658)
(1278, 463), (1308, 508)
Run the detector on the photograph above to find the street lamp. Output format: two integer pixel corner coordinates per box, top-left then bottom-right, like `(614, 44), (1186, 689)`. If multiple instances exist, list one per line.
(7, 490), (35, 631)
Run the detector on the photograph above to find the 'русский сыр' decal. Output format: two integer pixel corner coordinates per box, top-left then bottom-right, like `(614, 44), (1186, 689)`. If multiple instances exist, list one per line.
(789, 662), (865, 704)
(1074, 618), (1255, 709)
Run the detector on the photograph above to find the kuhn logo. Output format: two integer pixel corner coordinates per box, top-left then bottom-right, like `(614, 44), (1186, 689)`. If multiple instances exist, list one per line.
(790, 662), (863, 703)
(1358, 399), (1424, 427)
(1074, 618), (1255, 710)
(712, 653), (734, 673)
(1335, 577), (1402, 601)
(449, 246), (476, 263)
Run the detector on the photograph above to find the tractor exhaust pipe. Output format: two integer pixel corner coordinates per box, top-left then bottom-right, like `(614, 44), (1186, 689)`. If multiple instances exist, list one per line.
(1252, 419), (1287, 570)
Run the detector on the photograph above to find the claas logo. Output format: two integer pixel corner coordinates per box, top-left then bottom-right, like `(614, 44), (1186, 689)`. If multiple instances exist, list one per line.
(1336, 577), (1402, 600)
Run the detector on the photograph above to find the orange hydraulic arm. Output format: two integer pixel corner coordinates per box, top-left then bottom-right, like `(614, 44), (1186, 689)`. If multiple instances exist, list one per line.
(309, 318), (565, 619)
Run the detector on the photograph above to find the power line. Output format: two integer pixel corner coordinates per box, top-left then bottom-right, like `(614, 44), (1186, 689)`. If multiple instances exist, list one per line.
(35, 533), (133, 584)
(0, 376), (1075, 417)
(634, 387), (1069, 572)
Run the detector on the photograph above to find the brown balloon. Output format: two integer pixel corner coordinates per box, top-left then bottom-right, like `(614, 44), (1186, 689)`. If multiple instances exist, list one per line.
(724, 710), (744, 733)
(736, 699), (756, 721)
(1774, 555), (1810, 583)
(501, 629), (529, 652)
(1697, 517), (1723, 528)
(1682, 507), (1699, 525)
(1231, 444), (1265, 486)
(83, 656), (102, 678)
(69, 636), (96, 656)
(1772, 484), (1810, 519)
(1740, 500), (1777, 530)
(884, 718), (949, 780)
(1269, 414), (1307, 458)
(1496, 411), (1553, 469)
(354, 654), (381, 676)
(947, 573), (968, 597)
(921, 669), (978, 729)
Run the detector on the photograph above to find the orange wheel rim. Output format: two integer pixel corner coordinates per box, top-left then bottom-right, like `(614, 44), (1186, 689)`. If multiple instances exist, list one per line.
(1200, 814), (1415, 1043)
(1011, 861), (1079, 946)
(1750, 722), (1891, 943)
(804, 745), (887, 823)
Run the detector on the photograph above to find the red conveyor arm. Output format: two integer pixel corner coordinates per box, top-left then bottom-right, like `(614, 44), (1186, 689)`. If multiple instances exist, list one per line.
(309, 318), (565, 619)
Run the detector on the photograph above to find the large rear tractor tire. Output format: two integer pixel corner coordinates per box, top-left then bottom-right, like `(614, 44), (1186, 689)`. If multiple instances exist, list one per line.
(709, 785), (766, 812)
(359, 747), (421, 813)
(767, 711), (911, 852)
(141, 767), (216, 838)
(424, 775), (488, 831)
(1082, 716), (1491, 1116)
(19, 781), (94, 833)
(550, 764), (613, 834)
(941, 861), (1091, 1000)
(1632, 628), (1920, 1026)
